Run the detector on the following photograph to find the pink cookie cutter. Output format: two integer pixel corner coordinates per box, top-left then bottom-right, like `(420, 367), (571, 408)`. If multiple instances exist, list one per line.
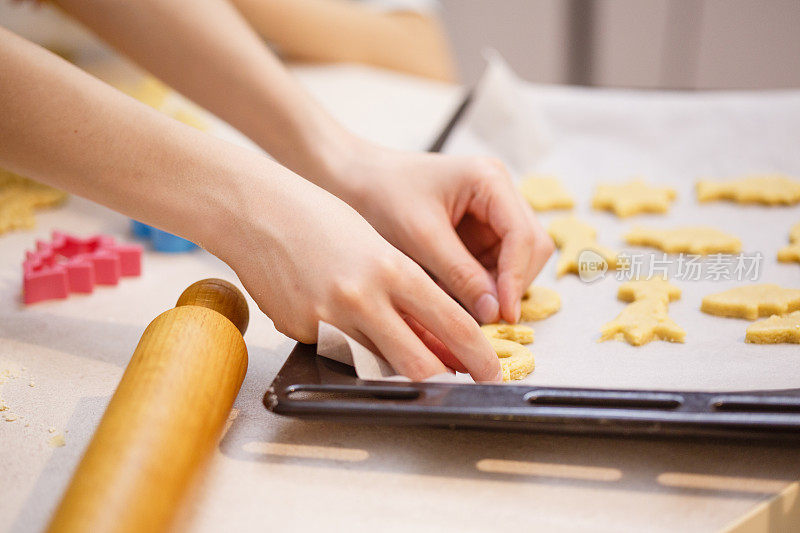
(23, 231), (142, 304)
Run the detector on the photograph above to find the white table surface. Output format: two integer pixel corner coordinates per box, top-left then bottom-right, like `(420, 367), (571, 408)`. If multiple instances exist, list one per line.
(1, 61), (799, 533)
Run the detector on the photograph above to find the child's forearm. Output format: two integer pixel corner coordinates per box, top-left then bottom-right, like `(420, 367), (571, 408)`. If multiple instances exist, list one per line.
(0, 27), (288, 255)
(229, 0), (456, 82)
(53, 0), (355, 187)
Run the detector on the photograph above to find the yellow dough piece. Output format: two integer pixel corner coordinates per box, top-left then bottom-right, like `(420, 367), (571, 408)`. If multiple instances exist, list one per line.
(481, 324), (534, 344)
(746, 311), (800, 344)
(520, 286), (561, 321)
(519, 176), (574, 211)
(592, 179), (677, 217)
(696, 174), (800, 205)
(617, 277), (681, 304)
(701, 284), (800, 320)
(777, 222), (800, 264)
(601, 278), (685, 346)
(0, 169), (67, 235)
(123, 77), (171, 109)
(488, 338), (535, 381)
(548, 216), (619, 277)
(625, 226), (741, 255)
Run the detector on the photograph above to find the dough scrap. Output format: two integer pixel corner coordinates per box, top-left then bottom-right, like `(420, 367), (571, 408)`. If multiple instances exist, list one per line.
(488, 338), (535, 381)
(481, 323), (534, 344)
(592, 179), (677, 217)
(625, 226), (741, 255)
(746, 311), (800, 344)
(548, 216), (619, 277)
(777, 221), (800, 264)
(519, 176), (574, 211)
(601, 278), (685, 346)
(0, 169), (68, 235)
(617, 277), (681, 304)
(701, 284), (800, 320)
(520, 286), (561, 321)
(696, 174), (800, 205)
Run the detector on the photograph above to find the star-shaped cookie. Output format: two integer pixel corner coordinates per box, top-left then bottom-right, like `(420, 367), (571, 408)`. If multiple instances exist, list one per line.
(746, 311), (800, 344)
(696, 174), (800, 205)
(519, 176), (574, 211)
(520, 286), (561, 321)
(592, 179), (677, 217)
(600, 278), (685, 346)
(548, 216), (618, 277)
(778, 221), (800, 264)
(625, 226), (741, 255)
(701, 284), (800, 320)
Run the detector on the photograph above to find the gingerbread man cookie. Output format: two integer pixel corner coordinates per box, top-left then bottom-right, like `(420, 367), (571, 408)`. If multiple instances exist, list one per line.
(746, 311), (800, 344)
(481, 323), (534, 344)
(777, 222), (800, 264)
(488, 338), (535, 381)
(548, 216), (618, 277)
(592, 179), (677, 217)
(696, 174), (800, 205)
(625, 226), (741, 255)
(701, 284), (800, 320)
(601, 278), (685, 346)
(519, 176), (574, 211)
(520, 286), (561, 321)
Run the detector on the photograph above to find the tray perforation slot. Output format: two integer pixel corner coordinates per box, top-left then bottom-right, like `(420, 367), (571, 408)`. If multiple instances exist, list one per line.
(524, 390), (684, 410)
(285, 385), (421, 403)
(712, 396), (800, 413)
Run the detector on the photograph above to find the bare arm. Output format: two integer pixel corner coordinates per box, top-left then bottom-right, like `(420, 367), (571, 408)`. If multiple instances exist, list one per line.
(52, 0), (550, 325)
(0, 27), (502, 381)
(229, 0), (456, 82)
(53, 0), (355, 186)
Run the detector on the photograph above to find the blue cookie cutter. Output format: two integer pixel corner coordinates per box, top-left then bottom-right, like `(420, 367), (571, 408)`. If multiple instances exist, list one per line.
(130, 220), (198, 253)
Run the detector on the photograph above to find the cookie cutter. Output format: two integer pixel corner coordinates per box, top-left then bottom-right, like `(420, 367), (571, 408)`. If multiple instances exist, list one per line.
(131, 220), (198, 253)
(23, 231), (142, 304)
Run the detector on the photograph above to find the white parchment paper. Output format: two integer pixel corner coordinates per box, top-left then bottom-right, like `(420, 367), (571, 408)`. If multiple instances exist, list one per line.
(319, 55), (800, 392)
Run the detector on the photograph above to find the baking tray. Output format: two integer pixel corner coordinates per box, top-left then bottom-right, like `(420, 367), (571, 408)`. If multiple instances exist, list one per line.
(264, 91), (800, 441)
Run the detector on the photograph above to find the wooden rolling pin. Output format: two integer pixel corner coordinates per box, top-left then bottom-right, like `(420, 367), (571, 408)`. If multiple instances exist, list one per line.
(47, 278), (249, 533)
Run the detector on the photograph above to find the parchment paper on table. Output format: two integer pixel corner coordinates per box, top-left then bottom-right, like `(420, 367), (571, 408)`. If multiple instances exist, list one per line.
(600, 278), (685, 346)
(696, 174), (800, 205)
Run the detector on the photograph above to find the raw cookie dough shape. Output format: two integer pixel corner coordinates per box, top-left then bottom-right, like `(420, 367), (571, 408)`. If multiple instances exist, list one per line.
(548, 216), (619, 278)
(519, 176), (574, 211)
(521, 286), (561, 321)
(592, 179), (677, 217)
(696, 174), (800, 205)
(701, 284), (800, 320)
(746, 311), (800, 344)
(778, 222), (800, 264)
(600, 278), (685, 346)
(488, 338), (535, 381)
(0, 169), (68, 235)
(481, 323), (534, 344)
(625, 226), (741, 255)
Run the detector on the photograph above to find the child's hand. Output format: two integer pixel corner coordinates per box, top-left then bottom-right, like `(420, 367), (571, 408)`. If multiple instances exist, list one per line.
(321, 141), (554, 325)
(219, 172), (502, 382)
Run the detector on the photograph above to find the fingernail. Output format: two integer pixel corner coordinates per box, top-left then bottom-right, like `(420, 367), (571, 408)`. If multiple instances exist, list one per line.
(513, 299), (522, 323)
(475, 293), (499, 324)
